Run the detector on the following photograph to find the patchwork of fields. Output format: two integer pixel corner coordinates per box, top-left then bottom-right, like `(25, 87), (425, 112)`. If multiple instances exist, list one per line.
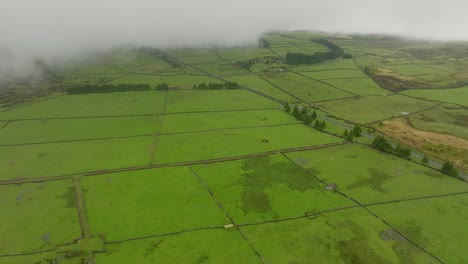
(1, 32), (467, 263)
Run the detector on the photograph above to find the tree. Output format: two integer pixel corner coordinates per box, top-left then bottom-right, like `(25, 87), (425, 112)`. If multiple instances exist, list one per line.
(371, 136), (391, 151)
(304, 114), (314, 125)
(441, 161), (458, 177)
(394, 144), (411, 160)
(343, 130), (353, 140)
(301, 106), (307, 115)
(421, 156), (429, 164)
(284, 103), (291, 113)
(343, 53), (353, 59)
(311, 110), (317, 119)
(352, 125), (362, 137)
(292, 106), (301, 120)
(314, 120), (321, 129)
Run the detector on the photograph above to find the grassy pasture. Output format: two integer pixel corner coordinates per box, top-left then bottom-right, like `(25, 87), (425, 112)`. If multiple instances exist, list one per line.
(321, 78), (390, 96)
(401, 86), (468, 107)
(369, 194), (468, 264)
(405, 104), (468, 140)
(0, 92), (165, 120)
(286, 59), (359, 71)
(241, 208), (436, 264)
(82, 167), (228, 242)
(0, 116), (159, 145)
(64, 64), (126, 75)
(226, 75), (298, 102)
(0, 136), (154, 180)
(161, 75), (222, 89)
(191, 154), (355, 224)
(94, 229), (259, 263)
(286, 144), (468, 204)
(162, 109), (299, 134)
(383, 64), (448, 75)
(263, 72), (352, 102)
(177, 55), (224, 64)
(316, 94), (438, 124)
(154, 124), (342, 165)
(191, 62), (247, 75)
(62, 73), (129, 85)
(164, 89), (278, 113)
(300, 70), (367, 80)
(0, 180), (81, 255)
(110, 74), (164, 86)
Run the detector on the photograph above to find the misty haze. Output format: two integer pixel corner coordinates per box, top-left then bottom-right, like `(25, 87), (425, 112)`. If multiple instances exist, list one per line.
(0, 0), (467, 263)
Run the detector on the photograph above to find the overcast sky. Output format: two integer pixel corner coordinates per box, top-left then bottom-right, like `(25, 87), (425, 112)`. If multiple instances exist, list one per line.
(1, 0), (467, 81)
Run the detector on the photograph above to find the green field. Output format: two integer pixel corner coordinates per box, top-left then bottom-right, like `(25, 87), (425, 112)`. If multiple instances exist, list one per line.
(240, 208), (437, 263)
(0, 92), (165, 120)
(286, 144), (468, 204)
(226, 74), (298, 102)
(262, 72), (353, 102)
(405, 104), (468, 140)
(0, 180), (81, 255)
(369, 194), (468, 264)
(0, 136), (154, 180)
(192, 154), (355, 224)
(321, 78), (390, 96)
(401, 87), (468, 107)
(83, 167), (228, 242)
(94, 229), (260, 263)
(164, 89), (279, 113)
(316, 94), (439, 124)
(154, 124), (342, 164)
(2, 32), (468, 263)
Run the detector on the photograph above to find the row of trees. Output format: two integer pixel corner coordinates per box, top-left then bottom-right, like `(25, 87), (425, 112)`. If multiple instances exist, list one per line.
(371, 136), (412, 159)
(285, 104), (317, 125)
(343, 125), (362, 140)
(67, 83), (152, 94)
(285, 39), (347, 65)
(193, 82), (240, 90)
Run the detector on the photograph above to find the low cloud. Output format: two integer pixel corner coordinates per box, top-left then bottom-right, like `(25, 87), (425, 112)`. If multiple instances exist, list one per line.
(1, 0), (467, 82)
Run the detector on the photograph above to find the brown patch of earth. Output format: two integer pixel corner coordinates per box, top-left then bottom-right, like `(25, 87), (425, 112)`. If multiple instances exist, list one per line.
(374, 118), (468, 169)
(452, 72), (468, 80)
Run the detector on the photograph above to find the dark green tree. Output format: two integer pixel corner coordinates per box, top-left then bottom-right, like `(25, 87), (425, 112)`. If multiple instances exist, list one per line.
(301, 106), (307, 115)
(304, 115), (314, 125)
(441, 161), (458, 177)
(284, 103), (291, 113)
(292, 106), (301, 120)
(352, 125), (362, 137)
(394, 144), (411, 160)
(311, 110), (317, 119)
(371, 136), (391, 151)
(421, 156), (429, 164)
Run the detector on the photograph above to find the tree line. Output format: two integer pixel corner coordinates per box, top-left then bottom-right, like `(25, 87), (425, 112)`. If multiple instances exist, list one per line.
(67, 83), (154, 94)
(284, 104), (325, 129)
(285, 38), (351, 65)
(193, 82), (240, 90)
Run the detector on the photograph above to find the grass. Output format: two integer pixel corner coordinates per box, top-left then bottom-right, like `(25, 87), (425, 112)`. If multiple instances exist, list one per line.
(405, 104), (468, 140)
(300, 70), (367, 80)
(369, 194), (468, 264)
(0, 179), (81, 255)
(191, 62), (247, 75)
(383, 64), (448, 75)
(0, 92), (166, 120)
(286, 59), (359, 71)
(191, 154), (355, 224)
(401, 86), (468, 107)
(0, 136), (154, 180)
(154, 124), (343, 164)
(321, 78), (390, 96)
(240, 208), (437, 263)
(286, 144), (468, 204)
(161, 75), (222, 89)
(82, 167), (228, 242)
(0, 116), (159, 145)
(110, 74), (164, 86)
(94, 229), (259, 263)
(316, 94), (439, 124)
(161, 109), (299, 134)
(226, 75), (298, 102)
(164, 89), (278, 113)
(262, 72), (352, 102)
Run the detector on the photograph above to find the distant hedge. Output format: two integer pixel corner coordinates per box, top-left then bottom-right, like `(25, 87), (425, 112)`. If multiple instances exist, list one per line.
(67, 83), (159, 94)
(193, 82), (240, 90)
(285, 38), (346, 65)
